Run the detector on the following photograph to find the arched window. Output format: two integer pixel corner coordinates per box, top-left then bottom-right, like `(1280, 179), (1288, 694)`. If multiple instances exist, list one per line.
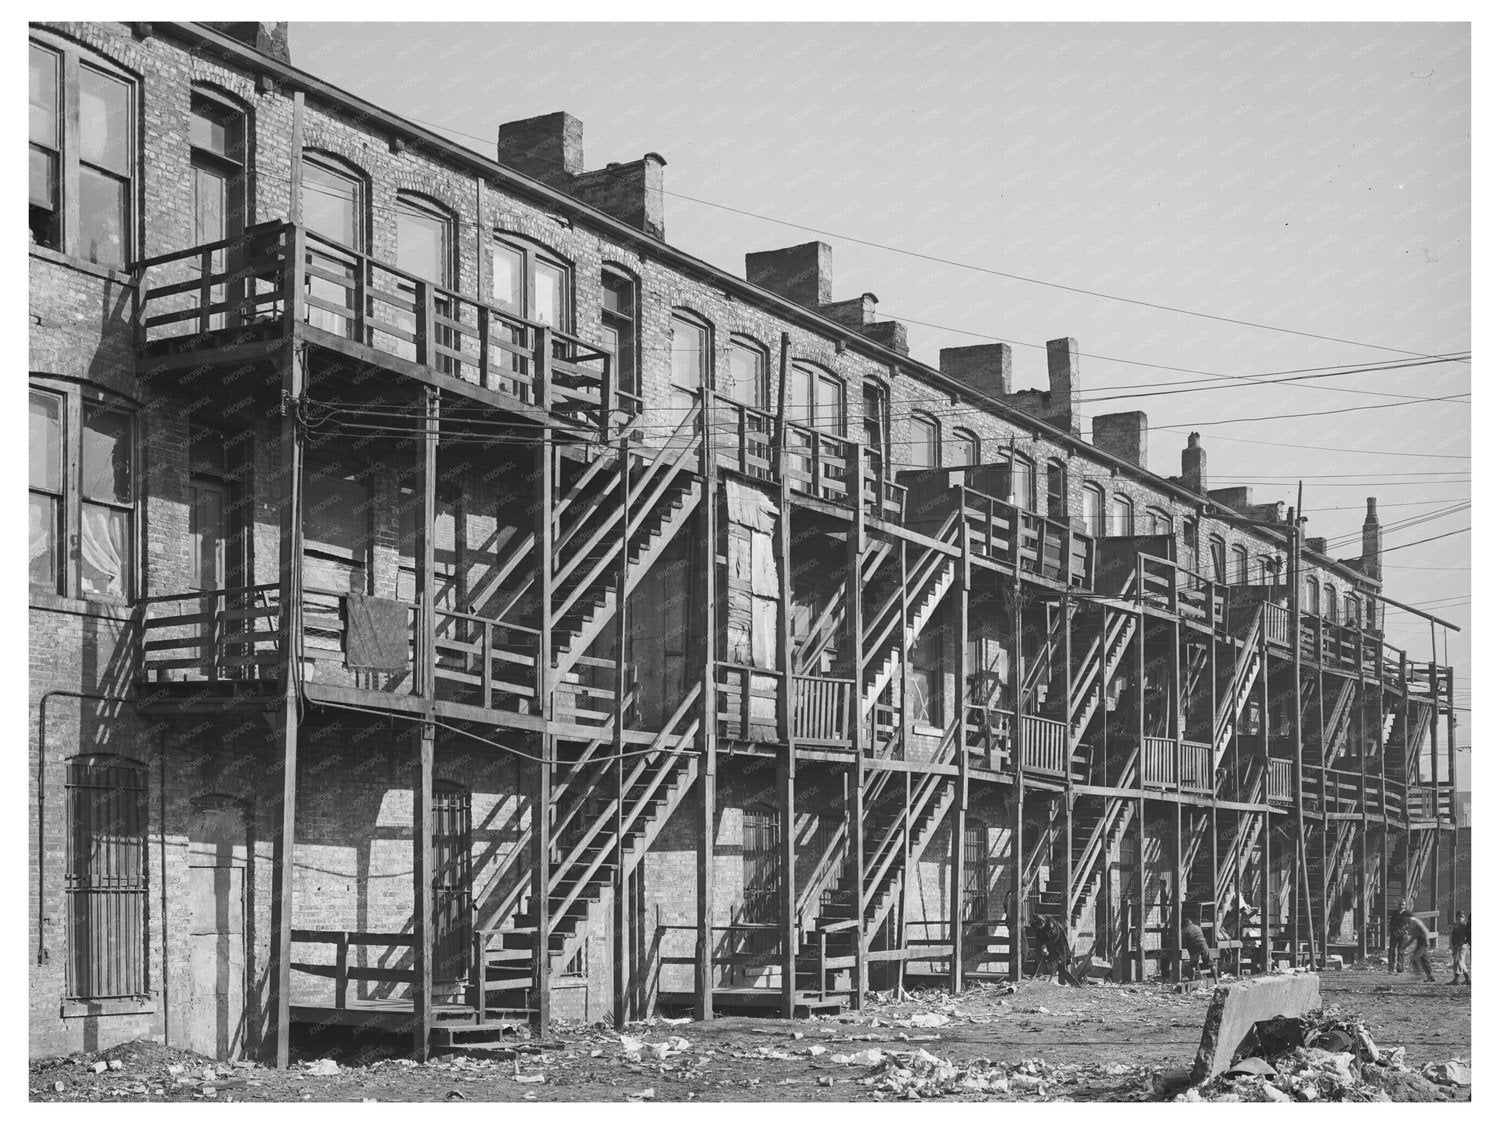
(1208, 534), (1227, 582)
(953, 428), (981, 467)
(1366, 597), (1380, 631)
(1110, 494), (1134, 536)
(1045, 459), (1068, 519)
(724, 335), (768, 411)
(1009, 454), (1038, 511)
(1146, 507), (1173, 536)
(1345, 593), (1360, 627)
(909, 413), (941, 469)
(302, 151), (366, 338)
(788, 362), (844, 435)
(1304, 576), (1319, 613)
(1231, 544), (1249, 585)
(395, 193), (455, 370)
(601, 266), (638, 404)
(1082, 484), (1105, 538)
(1324, 584), (1338, 620)
(492, 234), (570, 329)
(1180, 517), (1199, 573)
(66, 755), (147, 999)
(668, 311), (711, 419)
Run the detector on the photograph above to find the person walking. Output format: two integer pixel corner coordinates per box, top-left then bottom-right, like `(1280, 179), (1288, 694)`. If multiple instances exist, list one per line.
(1395, 909), (1436, 982)
(1448, 911), (1471, 985)
(1181, 910), (1221, 984)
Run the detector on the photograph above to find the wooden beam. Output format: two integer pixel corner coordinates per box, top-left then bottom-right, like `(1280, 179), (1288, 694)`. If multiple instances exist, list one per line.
(777, 353), (797, 1018)
(614, 430), (632, 1028)
(412, 722), (434, 1061)
(697, 378), (721, 1022)
(532, 328), (554, 1034)
(848, 467), (868, 1007)
(949, 525), (970, 994)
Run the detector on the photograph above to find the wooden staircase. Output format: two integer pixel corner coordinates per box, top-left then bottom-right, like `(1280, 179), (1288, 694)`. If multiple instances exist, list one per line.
(1212, 605), (1264, 769)
(1066, 605), (1138, 767)
(860, 514), (960, 720)
(1321, 679), (1357, 766)
(474, 684), (704, 1013)
(1067, 749), (1140, 930)
(1316, 817), (1359, 941)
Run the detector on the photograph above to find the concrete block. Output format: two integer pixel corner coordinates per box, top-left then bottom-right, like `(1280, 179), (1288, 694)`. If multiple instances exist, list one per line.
(1191, 972), (1321, 1082)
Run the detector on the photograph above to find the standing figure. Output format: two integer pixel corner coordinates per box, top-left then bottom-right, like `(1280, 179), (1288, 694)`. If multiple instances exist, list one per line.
(1027, 914), (1082, 986)
(1394, 908), (1436, 982)
(1448, 910), (1471, 985)
(1181, 911), (1220, 984)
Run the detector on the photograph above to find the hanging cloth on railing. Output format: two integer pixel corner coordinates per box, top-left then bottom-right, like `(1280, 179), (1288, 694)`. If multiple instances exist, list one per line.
(344, 592), (410, 671)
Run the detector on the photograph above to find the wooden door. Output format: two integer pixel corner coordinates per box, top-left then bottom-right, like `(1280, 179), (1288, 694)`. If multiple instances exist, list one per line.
(185, 797), (249, 1060)
(432, 783), (472, 983)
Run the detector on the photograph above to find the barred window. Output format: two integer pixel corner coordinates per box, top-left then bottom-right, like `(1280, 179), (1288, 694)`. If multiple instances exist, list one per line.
(66, 755), (148, 999)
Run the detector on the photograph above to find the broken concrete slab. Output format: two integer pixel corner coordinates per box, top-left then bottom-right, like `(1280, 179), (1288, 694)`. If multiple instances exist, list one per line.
(1191, 972), (1322, 1082)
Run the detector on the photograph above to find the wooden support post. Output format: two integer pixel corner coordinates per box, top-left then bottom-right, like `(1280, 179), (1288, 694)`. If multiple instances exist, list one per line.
(697, 381), (720, 1023)
(848, 468), (868, 1007)
(1288, 518), (1306, 966)
(1315, 625), (1329, 963)
(612, 425), (633, 1028)
(1357, 680), (1369, 959)
(267, 307), (305, 1069)
(1009, 571), (1025, 981)
(1446, 666), (1458, 916)
(776, 364), (797, 1021)
(1428, 648), (1441, 919)
(413, 722), (435, 1060)
(533, 329), (555, 1034)
(1135, 579), (1148, 982)
(949, 484), (970, 994)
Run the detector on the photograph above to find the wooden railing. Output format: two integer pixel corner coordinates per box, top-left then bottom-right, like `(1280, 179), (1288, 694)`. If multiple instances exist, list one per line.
(431, 609), (540, 713)
(716, 662), (781, 743)
(290, 929), (416, 1008)
(1022, 715), (1068, 776)
(133, 223), (625, 434)
(1135, 554), (1227, 628)
(138, 584), (282, 683)
(783, 420), (856, 504)
(1266, 758), (1294, 804)
(709, 393), (776, 481)
(1263, 603), (1291, 646)
(1142, 737), (1175, 788)
(862, 450), (906, 522)
(792, 675), (853, 745)
(946, 486), (1091, 587)
(1181, 741), (1213, 793)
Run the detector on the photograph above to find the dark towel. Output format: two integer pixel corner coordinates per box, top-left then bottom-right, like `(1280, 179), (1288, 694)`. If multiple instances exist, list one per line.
(345, 592), (410, 671)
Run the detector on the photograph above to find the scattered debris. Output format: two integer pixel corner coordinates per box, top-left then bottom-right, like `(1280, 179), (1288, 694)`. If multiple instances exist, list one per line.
(304, 1059), (339, 1077)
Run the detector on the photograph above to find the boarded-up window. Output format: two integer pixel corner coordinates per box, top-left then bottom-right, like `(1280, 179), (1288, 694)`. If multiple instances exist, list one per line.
(66, 755), (148, 999)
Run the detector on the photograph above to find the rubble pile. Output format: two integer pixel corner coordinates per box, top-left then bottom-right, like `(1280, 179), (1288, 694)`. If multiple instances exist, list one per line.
(1175, 1014), (1470, 1103)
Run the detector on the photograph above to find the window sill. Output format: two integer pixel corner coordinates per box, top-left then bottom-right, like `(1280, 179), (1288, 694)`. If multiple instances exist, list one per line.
(30, 592), (135, 621)
(61, 997), (155, 1019)
(911, 724), (946, 738)
(29, 245), (135, 286)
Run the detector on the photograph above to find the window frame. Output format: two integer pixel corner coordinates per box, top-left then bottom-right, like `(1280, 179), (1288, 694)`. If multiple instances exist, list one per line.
(1146, 506), (1173, 536)
(1208, 534), (1227, 583)
(723, 334), (770, 411)
(788, 361), (846, 437)
(953, 428), (981, 468)
(910, 411), (942, 470)
(29, 34), (138, 268)
(1110, 493), (1135, 537)
(394, 191), (456, 288)
(600, 266), (640, 404)
(1082, 483), (1106, 539)
(1007, 452), (1038, 512)
(29, 378), (138, 603)
(491, 232), (573, 332)
(1045, 458), (1068, 520)
(1231, 543), (1249, 585)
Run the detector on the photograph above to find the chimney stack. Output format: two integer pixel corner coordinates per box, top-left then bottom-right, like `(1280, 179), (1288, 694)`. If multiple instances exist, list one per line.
(206, 22), (291, 63)
(939, 343), (1013, 399)
(496, 111), (584, 188)
(1362, 496), (1383, 581)
(1046, 337), (1082, 436)
(745, 242), (832, 309)
(1181, 432), (1207, 495)
(1091, 411), (1148, 468)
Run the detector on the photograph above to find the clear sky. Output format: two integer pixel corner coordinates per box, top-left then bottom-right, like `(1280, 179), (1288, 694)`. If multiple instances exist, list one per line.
(292, 21), (1471, 776)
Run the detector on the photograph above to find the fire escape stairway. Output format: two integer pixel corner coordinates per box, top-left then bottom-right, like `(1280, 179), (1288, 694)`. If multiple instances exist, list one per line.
(1065, 607), (1138, 760)
(1321, 679), (1358, 767)
(1402, 829), (1436, 909)
(1179, 643), (1209, 725)
(1180, 810), (1213, 905)
(1215, 768), (1266, 913)
(1021, 600), (1074, 712)
(1211, 605), (1264, 770)
(793, 539), (894, 676)
(485, 684), (705, 1005)
(1400, 701), (1435, 781)
(859, 514), (960, 720)
(1318, 817), (1359, 941)
(1067, 749), (1140, 930)
(1022, 801), (1067, 917)
(806, 720), (960, 983)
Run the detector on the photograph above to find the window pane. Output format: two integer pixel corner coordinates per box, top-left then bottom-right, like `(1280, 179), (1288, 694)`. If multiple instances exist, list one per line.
(535, 260), (566, 327)
(303, 160), (361, 250)
(396, 200), (450, 283)
(30, 391), (62, 492)
(670, 318), (705, 389)
(193, 164), (227, 245)
(910, 419), (938, 469)
(786, 367), (811, 424)
(491, 244), (523, 310)
(81, 503), (130, 596)
(726, 343), (764, 408)
(190, 483), (226, 590)
(77, 168), (128, 266)
(79, 66), (131, 175)
(190, 94), (242, 162)
(29, 493), (60, 593)
(30, 45), (59, 146)
(815, 375), (842, 432)
(82, 406), (133, 503)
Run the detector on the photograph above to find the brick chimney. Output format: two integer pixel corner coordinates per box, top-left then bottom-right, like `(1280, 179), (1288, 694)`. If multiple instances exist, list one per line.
(1306, 536), (1327, 555)
(574, 154), (666, 240)
(206, 22), (290, 63)
(1362, 496), (1383, 581)
(939, 343), (1013, 399)
(1181, 432), (1207, 495)
(1046, 337), (1082, 436)
(496, 111), (584, 189)
(745, 242), (832, 309)
(1092, 411), (1148, 468)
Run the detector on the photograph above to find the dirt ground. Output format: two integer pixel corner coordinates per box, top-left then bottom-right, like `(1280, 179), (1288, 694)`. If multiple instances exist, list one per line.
(29, 965), (1470, 1103)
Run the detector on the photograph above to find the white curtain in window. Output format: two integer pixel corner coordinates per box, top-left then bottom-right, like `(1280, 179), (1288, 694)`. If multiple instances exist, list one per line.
(80, 505), (126, 595)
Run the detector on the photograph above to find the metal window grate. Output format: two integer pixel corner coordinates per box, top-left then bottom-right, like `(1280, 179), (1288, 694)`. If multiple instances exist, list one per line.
(65, 756), (148, 999)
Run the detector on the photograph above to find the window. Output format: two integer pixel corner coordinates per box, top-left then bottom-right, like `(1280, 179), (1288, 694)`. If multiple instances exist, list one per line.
(953, 429), (981, 467)
(1039, 460), (1064, 519)
(1324, 584), (1338, 620)
(910, 627), (946, 728)
(863, 384), (887, 480)
(395, 193), (455, 368)
(1146, 507), (1173, 536)
(30, 385), (137, 600)
(1304, 576), (1319, 613)
(1366, 597), (1380, 631)
(302, 153), (365, 338)
(910, 412), (941, 470)
(669, 312), (710, 420)
(1345, 593), (1360, 627)
(1009, 454), (1038, 511)
(491, 235), (570, 330)
(787, 363), (844, 434)
(962, 820), (989, 921)
(30, 39), (136, 266)
(1082, 484), (1105, 539)
(189, 424), (248, 592)
(1110, 494), (1134, 536)
(601, 268), (638, 403)
(724, 336), (768, 410)
(66, 756), (148, 999)
(740, 805), (780, 966)
(1180, 517), (1199, 574)
(191, 90), (247, 331)
(1231, 544), (1249, 585)
(1208, 535), (1227, 583)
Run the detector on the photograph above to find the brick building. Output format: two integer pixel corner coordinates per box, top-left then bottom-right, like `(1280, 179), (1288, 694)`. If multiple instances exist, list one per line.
(28, 20), (1460, 1063)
